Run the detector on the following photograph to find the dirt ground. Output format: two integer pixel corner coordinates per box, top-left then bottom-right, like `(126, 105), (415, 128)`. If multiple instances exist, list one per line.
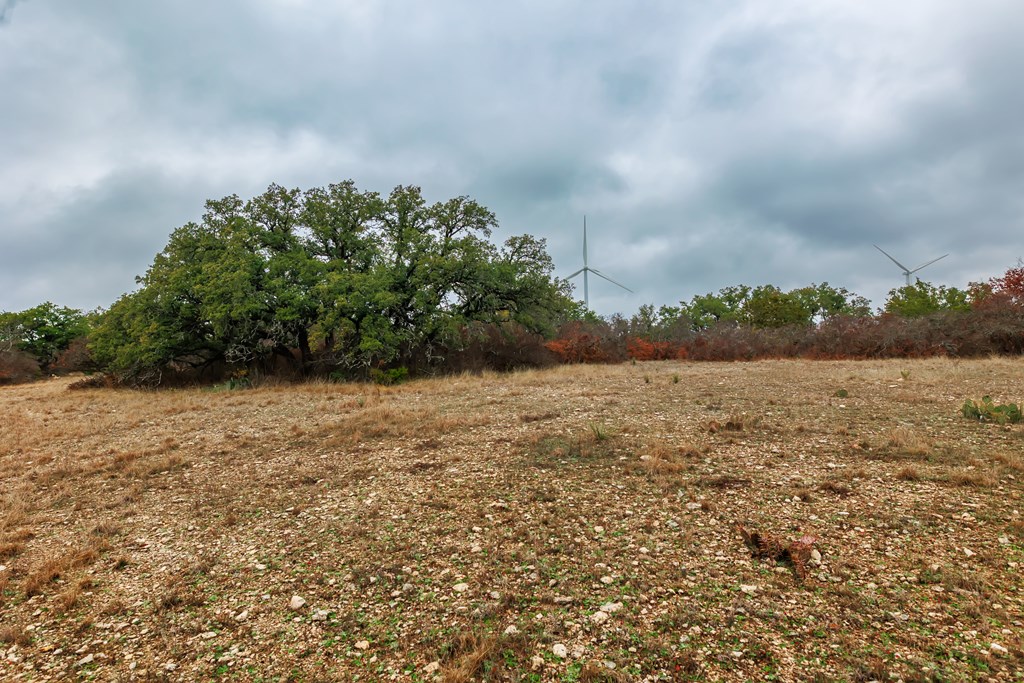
(1, 358), (1022, 682)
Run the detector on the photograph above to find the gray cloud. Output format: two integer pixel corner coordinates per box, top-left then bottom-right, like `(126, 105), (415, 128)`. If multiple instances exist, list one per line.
(1, 0), (1022, 315)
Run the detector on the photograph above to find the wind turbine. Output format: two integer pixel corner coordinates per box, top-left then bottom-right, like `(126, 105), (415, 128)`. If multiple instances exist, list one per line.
(873, 245), (949, 287)
(567, 216), (633, 309)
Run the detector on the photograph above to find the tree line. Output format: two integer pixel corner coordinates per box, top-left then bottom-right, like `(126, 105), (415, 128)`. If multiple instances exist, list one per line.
(2, 181), (1023, 384)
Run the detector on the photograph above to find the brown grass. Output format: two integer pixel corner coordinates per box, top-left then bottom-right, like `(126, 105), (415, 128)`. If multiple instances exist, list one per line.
(1, 360), (1022, 682)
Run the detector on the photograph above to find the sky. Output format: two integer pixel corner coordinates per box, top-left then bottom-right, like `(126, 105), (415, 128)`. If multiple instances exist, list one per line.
(2, 0), (1023, 316)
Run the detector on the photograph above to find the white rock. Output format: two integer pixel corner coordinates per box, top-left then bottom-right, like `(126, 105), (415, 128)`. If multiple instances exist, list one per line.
(453, 582), (470, 593)
(590, 611), (610, 624)
(355, 640), (370, 650)
(312, 609), (329, 622)
(531, 654), (545, 670)
(470, 544), (483, 553)
(424, 660), (441, 673)
(163, 662), (177, 671)
(288, 595), (307, 611)
(594, 526), (604, 533)
(810, 549), (822, 563)
(740, 584), (758, 594)
(600, 601), (623, 613)
(990, 642), (1008, 655)
(200, 631), (217, 640)
(963, 548), (975, 557)
(998, 535), (1010, 545)
(234, 610), (249, 622)
(77, 654), (94, 667)
(599, 575), (614, 585)
(552, 643), (568, 658)
(503, 625), (519, 635)
(685, 502), (702, 511)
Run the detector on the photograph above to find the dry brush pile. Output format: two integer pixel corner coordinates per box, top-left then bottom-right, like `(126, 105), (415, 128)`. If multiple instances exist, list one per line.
(0, 358), (1022, 681)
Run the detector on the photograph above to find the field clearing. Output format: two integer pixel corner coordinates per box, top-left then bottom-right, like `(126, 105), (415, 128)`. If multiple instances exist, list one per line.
(1, 358), (1023, 682)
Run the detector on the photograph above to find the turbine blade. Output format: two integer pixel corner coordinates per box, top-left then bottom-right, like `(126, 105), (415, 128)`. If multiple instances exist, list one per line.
(589, 268), (634, 293)
(566, 268), (586, 279)
(909, 254), (949, 274)
(874, 245), (910, 273)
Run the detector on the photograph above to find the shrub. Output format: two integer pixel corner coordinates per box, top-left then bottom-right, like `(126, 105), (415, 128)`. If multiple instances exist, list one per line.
(0, 350), (41, 385)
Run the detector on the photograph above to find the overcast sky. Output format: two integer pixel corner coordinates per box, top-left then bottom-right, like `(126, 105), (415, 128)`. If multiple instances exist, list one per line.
(2, 0), (1022, 316)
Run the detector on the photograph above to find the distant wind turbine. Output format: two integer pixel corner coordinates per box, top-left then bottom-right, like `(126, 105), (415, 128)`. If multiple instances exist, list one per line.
(566, 216), (633, 309)
(873, 245), (949, 287)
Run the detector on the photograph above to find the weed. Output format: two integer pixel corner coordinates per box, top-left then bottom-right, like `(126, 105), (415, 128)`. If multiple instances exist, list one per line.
(589, 423), (611, 442)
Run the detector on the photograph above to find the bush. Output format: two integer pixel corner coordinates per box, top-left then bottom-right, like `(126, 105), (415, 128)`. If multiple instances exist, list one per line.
(545, 321), (626, 364)
(0, 350), (41, 385)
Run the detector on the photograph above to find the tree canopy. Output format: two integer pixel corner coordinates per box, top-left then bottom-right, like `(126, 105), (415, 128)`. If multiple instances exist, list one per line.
(0, 302), (89, 369)
(90, 182), (573, 382)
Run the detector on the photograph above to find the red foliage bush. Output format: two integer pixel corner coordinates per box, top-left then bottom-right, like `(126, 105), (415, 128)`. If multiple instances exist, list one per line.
(50, 336), (96, 374)
(626, 337), (680, 361)
(435, 323), (559, 374)
(0, 349), (41, 385)
(545, 322), (626, 364)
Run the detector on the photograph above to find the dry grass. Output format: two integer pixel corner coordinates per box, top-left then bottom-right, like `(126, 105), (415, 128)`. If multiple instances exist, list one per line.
(0, 358), (1022, 682)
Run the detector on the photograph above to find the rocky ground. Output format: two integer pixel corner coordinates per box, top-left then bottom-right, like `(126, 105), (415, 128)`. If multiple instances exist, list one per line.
(1, 357), (1022, 682)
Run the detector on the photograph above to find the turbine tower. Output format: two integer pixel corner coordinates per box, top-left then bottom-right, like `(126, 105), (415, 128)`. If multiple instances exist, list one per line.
(874, 245), (949, 286)
(567, 216), (633, 309)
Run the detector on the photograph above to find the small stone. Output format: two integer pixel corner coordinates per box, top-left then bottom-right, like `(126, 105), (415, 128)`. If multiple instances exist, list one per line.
(600, 601), (623, 613)
(453, 582), (470, 593)
(740, 584), (758, 594)
(312, 609), (329, 622)
(594, 526), (604, 534)
(489, 591), (501, 599)
(552, 643), (568, 658)
(990, 642), (1008, 655)
(685, 502), (702, 511)
(76, 654), (94, 667)
(200, 631), (217, 640)
(999, 535), (1010, 545)
(590, 611), (610, 624)
(163, 662), (177, 671)
(810, 549), (822, 563)
(234, 610), (249, 622)
(639, 547), (650, 554)
(355, 640), (370, 650)
(531, 654), (545, 670)
(963, 548), (975, 557)
(288, 595), (307, 611)
(599, 576), (614, 585)
(503, 625), (519, 635)
(424, 660), (441, 673)
(731, 650), (743, 659)
(254, 563), (267, 571)
(470, 544), (483, 553)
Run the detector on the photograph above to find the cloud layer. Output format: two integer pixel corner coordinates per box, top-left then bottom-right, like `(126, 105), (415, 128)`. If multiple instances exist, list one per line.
(2, 0), (1022, 314)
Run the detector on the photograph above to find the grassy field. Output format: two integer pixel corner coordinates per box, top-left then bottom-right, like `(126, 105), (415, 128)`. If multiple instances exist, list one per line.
(1, 358), (1022, 682)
